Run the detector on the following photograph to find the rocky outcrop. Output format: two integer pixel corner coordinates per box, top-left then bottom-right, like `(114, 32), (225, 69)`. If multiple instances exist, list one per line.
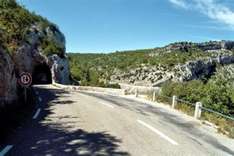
(165, 41), (234, 52)
(173, 60), (216, 82)
(174, 55), (234, 82)
(111, 65), (173, 86)
(0, 46), (17, 106)
(0, 23), (70, 106)
(111, 55), (234, 87)
(0, 1), (70, 111)
(49, 55), (70, 84)
(12, 23), (70, 84)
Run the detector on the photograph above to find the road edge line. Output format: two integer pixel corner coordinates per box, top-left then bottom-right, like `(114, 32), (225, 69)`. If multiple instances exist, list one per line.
(137, 120), (179, 146)
(33, 108), (41, 119)
(0, 145), (13, 156)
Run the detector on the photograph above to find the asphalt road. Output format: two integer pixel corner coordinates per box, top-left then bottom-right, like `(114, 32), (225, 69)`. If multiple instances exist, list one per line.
(1, 85), (234, 156)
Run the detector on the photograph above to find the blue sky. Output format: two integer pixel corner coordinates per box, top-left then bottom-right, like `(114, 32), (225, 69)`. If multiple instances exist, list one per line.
(18, 0), (234, 53)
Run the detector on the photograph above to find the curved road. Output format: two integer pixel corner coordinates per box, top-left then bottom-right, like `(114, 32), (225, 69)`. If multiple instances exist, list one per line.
(1, 85), (234, 156)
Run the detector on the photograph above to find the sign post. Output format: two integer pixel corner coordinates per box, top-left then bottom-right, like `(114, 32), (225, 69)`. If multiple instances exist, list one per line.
(19, 72), (32, 103)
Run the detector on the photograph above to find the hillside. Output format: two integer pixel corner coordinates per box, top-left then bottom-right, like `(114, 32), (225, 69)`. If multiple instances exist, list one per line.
(69, 41), (234, 86)
(69, 41), (234, 118)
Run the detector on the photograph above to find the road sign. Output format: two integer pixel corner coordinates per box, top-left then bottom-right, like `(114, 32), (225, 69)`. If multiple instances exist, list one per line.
(19, 72), (32, 87)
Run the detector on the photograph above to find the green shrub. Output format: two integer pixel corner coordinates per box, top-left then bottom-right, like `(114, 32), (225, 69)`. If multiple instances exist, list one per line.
(161, 79), (233, 116)
(0, 0), (62, 56)
(159, 77), (234, 138)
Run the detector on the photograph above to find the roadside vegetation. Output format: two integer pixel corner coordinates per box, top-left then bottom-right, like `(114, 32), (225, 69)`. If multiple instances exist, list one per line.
(68, 48), (213, 86)
(159, 65), (234, 138)
(0, 0), (62, 56)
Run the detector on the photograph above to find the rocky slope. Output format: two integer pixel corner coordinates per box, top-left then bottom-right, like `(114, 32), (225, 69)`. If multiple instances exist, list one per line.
(164, 41), (234, 52)
(68, 40), (234, 87)
(109, 41), (234, 87)
(111, 53), (234, 86)
(0, 0), (70, 107)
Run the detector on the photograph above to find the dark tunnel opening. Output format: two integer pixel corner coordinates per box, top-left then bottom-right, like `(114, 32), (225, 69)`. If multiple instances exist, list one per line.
(32, 63), (52, 85)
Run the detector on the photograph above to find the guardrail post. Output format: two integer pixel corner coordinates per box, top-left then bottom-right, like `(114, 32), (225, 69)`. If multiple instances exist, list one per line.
(153, 91), (156, 101)
(135, 88), (138, 98)
(194, 102), (202, 119)
(172, 95), (177, 109)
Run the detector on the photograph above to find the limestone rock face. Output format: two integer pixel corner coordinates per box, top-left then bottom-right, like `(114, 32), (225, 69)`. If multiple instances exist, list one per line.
(165, 41), (234, 52)
(111, 65), (171, 86)
(0, 46), (17, 105)
(173, 60), (216, 81)
(12, 23), (69, 84)
(111, 55), (234, 87)
(0, 23), (70, 107)
(173, 55), (234, 82)
(49, 55), (70, 84)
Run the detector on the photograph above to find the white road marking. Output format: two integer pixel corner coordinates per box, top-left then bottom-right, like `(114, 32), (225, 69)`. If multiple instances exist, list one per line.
(98, 101), (114, 109)
(79, 94), (89, 98)
(38, 97), (42, 102)
(33, 108), (41, 119)
(0, 145), (13, 156)
(137, 120), (179, 146)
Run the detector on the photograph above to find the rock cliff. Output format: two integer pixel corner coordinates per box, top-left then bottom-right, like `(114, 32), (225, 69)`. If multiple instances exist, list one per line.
(0, 0), (70, 107)
(110, 53), (234, 87)
(0, 46), (17, 107)
(165, 41), (234, 52)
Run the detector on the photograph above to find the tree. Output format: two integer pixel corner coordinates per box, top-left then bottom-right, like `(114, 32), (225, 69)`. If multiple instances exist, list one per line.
(0, 0), (17, 8)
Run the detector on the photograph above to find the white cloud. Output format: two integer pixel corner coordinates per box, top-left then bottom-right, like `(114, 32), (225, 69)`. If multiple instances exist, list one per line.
(169, 0), (234, 28)
(169, 0), (188, 9)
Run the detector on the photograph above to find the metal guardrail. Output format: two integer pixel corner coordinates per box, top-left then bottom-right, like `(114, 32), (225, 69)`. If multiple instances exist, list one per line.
(176, 98), (196, 107)
(153, 93), (234, 121)
(201, 106), (234, 121)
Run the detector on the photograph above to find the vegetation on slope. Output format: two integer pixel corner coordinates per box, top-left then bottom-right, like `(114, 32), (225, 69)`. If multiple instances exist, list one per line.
(0, 0), (62, 56)
(160, 65), (234, 137)
(68, 48), (213, 86)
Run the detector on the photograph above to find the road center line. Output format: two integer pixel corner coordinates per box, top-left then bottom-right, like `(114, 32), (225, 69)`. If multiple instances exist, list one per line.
(137, 120), (179, 146)
(98, 101), (114, 108)
(0, 145), (13, 156)
(33, 108), (41, 119)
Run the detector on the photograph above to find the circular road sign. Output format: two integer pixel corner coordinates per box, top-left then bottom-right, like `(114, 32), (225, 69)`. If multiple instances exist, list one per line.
(19, 72), (32, 87)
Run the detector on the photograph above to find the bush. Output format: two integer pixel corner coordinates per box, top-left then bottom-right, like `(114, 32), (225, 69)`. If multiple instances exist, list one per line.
(0, 0), (62, 57)
(161, 79), (233, 116)
(161, 80), (205, 103)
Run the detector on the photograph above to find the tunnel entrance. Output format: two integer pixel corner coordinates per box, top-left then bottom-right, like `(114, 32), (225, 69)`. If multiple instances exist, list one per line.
(32, 63), (52, 84)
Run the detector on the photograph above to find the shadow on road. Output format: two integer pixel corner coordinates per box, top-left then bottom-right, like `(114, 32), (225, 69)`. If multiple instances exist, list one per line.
(0, 88), (36, 144)
(15, 123), (129, 156)
(80, 92), (234, 156)
(8, 86), (129, 156)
